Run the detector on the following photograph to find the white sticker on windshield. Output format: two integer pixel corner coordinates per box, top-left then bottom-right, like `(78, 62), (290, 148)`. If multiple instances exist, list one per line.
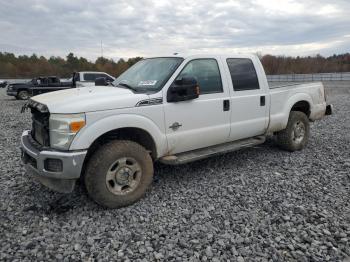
(138, 80), (157, 86)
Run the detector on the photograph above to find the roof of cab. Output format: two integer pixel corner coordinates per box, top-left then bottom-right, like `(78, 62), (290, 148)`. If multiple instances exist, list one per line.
(145, 53), (258, 60)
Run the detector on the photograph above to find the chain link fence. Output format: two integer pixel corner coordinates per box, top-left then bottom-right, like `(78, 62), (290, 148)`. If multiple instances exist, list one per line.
(267, 72), (350, 82)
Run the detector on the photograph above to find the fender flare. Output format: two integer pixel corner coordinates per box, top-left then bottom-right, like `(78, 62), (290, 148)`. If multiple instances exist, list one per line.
(282, 92), (313, 127)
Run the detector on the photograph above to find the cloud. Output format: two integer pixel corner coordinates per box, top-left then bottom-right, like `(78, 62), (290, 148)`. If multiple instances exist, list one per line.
(0, 0), (349, 60)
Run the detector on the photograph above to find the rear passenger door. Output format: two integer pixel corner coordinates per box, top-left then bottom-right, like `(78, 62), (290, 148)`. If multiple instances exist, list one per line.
(225, 57), (269, 141)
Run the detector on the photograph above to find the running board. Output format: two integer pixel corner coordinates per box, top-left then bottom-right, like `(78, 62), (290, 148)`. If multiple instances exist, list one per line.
(160, 136), (266, 165)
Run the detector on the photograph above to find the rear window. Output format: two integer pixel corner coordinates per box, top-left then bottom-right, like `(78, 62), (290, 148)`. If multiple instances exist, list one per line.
(226, 58), (260, 91)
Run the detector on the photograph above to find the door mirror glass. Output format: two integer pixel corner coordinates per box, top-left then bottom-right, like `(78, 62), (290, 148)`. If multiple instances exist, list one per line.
(95, 77), (108, 86)
(167, 76), (200, 102)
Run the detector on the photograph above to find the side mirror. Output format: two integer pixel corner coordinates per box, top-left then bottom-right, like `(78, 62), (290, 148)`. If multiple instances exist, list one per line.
(167, 76), (200, 102)
(95, 77), (108, 86)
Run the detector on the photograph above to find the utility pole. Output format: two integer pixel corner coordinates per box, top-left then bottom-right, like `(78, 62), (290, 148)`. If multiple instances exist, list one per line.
(101, 40), (103, 58)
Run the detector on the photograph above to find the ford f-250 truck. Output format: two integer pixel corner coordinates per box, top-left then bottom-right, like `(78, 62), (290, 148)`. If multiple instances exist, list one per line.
(20, 54), (332, 208)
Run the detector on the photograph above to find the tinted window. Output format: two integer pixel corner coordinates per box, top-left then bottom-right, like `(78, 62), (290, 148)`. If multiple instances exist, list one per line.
(48, 77), (59, 84)
(105, 76), (114, 82)
(226, 58), (260, 91)
(84, 73), (97, 81)
(98, 74), (114, 82)
(39, 78), (48, 85)
(177, 59), (223, 94)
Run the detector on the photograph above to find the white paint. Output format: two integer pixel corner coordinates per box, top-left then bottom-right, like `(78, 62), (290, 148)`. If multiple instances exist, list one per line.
(31, 54), (328, 159)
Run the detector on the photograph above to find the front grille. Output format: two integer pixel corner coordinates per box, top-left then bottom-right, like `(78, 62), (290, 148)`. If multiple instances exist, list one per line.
(31, 107), (50, 147)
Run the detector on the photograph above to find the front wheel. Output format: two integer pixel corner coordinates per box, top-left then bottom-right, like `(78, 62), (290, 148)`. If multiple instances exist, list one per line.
(276, 111), (310, 151)
(84, 140), (154, 208)
(17, 90), (30, 100)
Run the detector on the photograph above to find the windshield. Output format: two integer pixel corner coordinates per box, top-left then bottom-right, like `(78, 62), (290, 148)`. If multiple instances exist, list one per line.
(113, 57), (183, 92)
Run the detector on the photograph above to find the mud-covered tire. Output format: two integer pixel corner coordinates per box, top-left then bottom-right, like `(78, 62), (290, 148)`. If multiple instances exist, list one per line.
(17, 90), (30, 100)
(84, 140), (154, 208)
(276, 111), (310, 152)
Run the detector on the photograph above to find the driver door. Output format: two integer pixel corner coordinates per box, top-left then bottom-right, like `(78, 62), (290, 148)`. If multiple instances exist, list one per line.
(163, 57), (231, 155)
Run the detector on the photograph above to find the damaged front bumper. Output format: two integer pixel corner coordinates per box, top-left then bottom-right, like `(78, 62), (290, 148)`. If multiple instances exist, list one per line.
(20, 130), (87, 193)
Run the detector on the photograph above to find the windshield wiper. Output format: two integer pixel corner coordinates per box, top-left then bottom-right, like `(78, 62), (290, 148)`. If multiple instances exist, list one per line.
(117, 83), (138, 92)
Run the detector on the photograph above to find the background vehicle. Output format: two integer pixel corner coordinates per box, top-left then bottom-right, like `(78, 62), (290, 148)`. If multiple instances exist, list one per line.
(7, 71), (115, 99)
(20, 54), (332, 208)
(7, 76), (71, 100)
(0, 80), (8, 88)
(32, 72), (115, 95)
(72, 71), (115, 87)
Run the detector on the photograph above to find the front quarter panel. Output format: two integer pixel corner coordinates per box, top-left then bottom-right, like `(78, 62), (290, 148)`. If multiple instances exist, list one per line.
(69, 106), (167, 158)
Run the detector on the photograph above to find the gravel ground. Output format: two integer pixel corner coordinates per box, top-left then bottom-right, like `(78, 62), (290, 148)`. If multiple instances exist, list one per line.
(0, 83), (350, 261)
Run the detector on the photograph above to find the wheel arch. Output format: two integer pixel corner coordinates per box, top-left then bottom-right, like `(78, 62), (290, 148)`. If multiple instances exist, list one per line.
(70, 113), (167, 159)
(283, 93), (313, 127)
(86, 127), (158, 160)
(290, 100), (311, 118)
(17, 88), (29, 93)
(269, 93), (313, 133)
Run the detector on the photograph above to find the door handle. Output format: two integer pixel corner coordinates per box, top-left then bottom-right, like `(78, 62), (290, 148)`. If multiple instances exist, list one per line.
(223, 99), (230, 111)
(169, 122), (182, 131)
(260, 96), (265, 106)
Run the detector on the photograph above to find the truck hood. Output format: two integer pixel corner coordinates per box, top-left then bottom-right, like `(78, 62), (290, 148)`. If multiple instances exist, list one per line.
(9, 83), (29, 89)
(31, 86), (150, 113)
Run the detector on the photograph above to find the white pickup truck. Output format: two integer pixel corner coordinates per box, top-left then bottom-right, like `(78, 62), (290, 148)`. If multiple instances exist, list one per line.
(20, 54), (332, 208)
(72, 71), (115, 87)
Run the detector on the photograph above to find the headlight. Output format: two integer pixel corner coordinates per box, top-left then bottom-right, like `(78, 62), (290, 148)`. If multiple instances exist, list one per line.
(49, 113), (86, 150)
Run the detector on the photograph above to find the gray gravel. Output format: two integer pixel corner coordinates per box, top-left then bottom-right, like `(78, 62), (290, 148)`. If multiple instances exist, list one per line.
(0, 83), (350, 261)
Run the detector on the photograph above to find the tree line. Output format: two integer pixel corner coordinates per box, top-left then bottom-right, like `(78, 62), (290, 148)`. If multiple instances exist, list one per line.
(0, 51), (349, 78)
(260, 53), (350, 75)
(0, 52), (142, 79)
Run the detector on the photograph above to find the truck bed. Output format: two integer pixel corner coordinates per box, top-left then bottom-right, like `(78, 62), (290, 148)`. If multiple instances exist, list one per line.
(267, 82), (327, 133)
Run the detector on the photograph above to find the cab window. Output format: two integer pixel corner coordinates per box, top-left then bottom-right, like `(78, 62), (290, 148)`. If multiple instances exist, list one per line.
(226, 58), (260, 91)
(176, 59), (223, 94)
(84, 73), (98, 81)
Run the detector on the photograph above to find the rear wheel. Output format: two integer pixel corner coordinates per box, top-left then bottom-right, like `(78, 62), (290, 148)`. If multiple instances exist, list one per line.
(84, 140), (154, 208)
(17, 90), (30, 100)
(276, 111), (310, 151)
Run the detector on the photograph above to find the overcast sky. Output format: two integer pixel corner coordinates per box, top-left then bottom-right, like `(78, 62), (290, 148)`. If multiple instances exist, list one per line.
(0, 0), (349, 60)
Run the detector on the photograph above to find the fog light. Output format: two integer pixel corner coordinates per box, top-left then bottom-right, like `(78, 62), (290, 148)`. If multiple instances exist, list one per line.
(44, 158), (63, 172)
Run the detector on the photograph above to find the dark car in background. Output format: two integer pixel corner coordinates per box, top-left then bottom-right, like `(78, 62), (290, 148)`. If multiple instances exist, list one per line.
(6, 76), (72, 100)
(31, 71), (115, 96)
(6, 71), (115, 99)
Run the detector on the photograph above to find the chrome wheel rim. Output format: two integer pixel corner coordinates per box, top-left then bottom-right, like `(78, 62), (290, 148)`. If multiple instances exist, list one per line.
(292, 121), (305, 144)
(105, 157), (142, 195)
